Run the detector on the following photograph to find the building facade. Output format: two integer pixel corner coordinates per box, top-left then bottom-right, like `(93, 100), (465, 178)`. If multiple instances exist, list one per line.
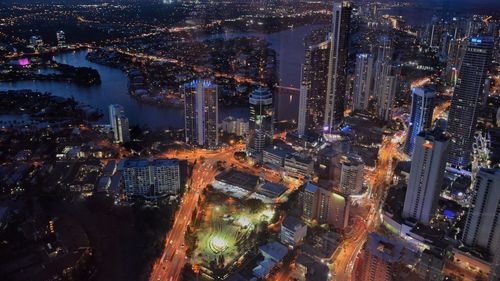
(301, 182), (349, 230)
(284, 153), (315, 179)
(462, 168), (500, 256)
(183, 80), (219, 149)
(339, 154), (364, 195)
(301, 182), (319, 221)
(324, 1), (351, 132)
(298, 39), (330, 135)
(404, 87), (436, 156)
(374, 61), (398, 122)
(281, 216), (307, 247)
(56, 30), (66, 48)
(403, 130), (449, 225)
(359, 232), (403, 281)
(247, 88), (274, 158)
(352, 53), (374, 111)
(123, 158), (180, 198)
(109, 104), (130, 143)
(221, 116), (248, 137)
(447, 37), (493, 166)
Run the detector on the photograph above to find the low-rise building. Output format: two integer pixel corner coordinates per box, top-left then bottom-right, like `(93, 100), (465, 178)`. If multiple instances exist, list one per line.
(252, 182), (287, 204)
(263, 144), (292, 170)
(221, 116), (248, 137)
(295, 253), (329, 281)
(212, 169), (259, 199)
(284, 153), (314, 179)
(253, 242), (288, 279)
(281, 216), (307, 246)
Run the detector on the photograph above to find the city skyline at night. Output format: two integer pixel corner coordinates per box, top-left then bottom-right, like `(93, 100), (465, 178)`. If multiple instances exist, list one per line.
(0, 1), (499, 281)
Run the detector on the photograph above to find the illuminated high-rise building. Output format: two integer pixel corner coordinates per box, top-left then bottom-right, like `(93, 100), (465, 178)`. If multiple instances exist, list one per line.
(56, 30), (66, 48)
(352, 53), (374, 111)
(324, 1), (351, 132)
(182, 79), (219, 149)
(301, 182), (319, 221)
(447, 37), (493, 166)
(404, 87), (436, 156)
(29, 35), (43, 50)
(247, 88), (273, 158)
(373, 36), (393, 62)
(462, 168), (500, 256)
(123, 159), (180, 198)
(298, 39), (330, 136)
(403, 130), (449, 225)
(359, 233), (403, 281)
(109, 104), (130, 143)
(339, 154), (364, 195)
(444, 38), (467, 86)
(300, 183), (349, 230)
(374, 61), (398, 122)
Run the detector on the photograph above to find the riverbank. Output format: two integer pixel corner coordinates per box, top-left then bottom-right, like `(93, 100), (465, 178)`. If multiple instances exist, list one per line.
(0, 50), (186, 129)
(1, 56), (101, 86)
(0, 90), (101, 126)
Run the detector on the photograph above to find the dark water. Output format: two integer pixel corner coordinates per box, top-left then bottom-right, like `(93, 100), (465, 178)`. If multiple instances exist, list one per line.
(0, 25), (324, 128)
(197, 24), (327, 87)
(0, 50), (185, 129)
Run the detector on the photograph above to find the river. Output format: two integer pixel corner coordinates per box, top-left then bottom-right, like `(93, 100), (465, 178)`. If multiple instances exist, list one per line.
(0, 24), (325, 129)
(196, 24), (327, 87)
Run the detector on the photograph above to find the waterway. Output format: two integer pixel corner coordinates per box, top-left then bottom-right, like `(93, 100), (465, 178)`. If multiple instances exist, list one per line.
(196, 24), (327, 87)
(0, 24), (325, 129)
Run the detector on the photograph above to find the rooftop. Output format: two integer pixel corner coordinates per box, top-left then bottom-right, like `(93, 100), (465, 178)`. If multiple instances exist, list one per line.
(282, 216), (305, 231)
(295, 253), (329, 281)
(123, 158), (179, 169)
(285, 153), (313, 164)
(215, 169), (259, 191)
(259, 242), (288, 262)
(257, 182), (287, 198)
(305, 182), (319, 194)
(152, 158), (179, 167)
(123, 159), (150, 168)
(366, 232), (403, 263)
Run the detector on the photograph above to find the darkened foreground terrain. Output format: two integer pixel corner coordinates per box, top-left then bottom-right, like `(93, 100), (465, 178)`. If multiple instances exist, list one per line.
(0, 193), (174, 281)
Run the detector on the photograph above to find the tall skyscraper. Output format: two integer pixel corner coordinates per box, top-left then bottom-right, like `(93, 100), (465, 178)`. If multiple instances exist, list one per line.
(182, 79), (219, 149)
(444, 38), (467, 86)
(123, 159), (180, 198)
(359, 233), (403, 281)
(247, 88), (274, 158)
(374, 61), (398, 122)
(374, 36), (393, 62)
(404, 87), (437, 155)
(462, 168), (500, 256)
(447, 37), (494, 166)
(324, 1), (351, 132)
(403, 130), (449, 225)
(352, 53), (374, 111)
(298, 39), (330, 136)
(56, 30), (66, 48)
(109, 104), (130, 143)
(339, 154), (364, 194)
